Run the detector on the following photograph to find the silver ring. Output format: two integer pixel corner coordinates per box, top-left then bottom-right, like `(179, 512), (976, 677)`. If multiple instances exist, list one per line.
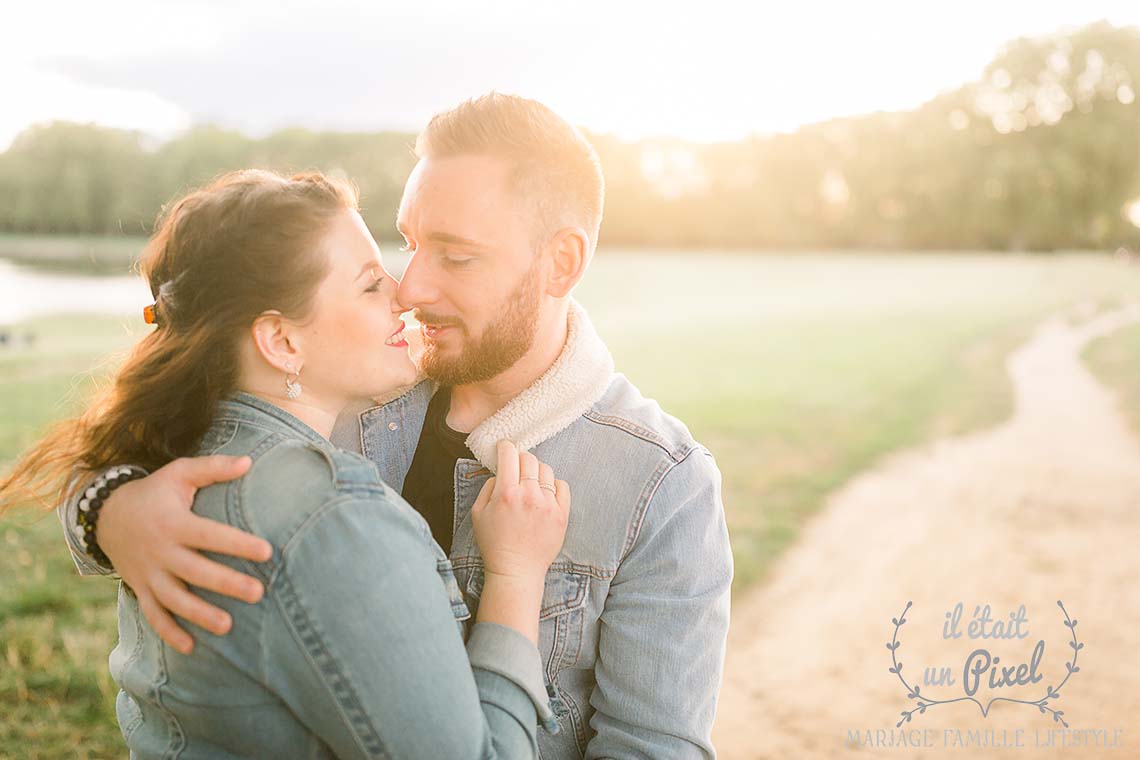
(539, 482), (557, 494)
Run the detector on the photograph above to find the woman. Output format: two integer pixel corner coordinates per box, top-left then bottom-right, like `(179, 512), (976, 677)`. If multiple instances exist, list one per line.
(0, 169), (569, 758)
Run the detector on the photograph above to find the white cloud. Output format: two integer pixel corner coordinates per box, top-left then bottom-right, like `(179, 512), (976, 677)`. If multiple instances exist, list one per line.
(3, 0), (1140, 145)
(0, 65), (190, 148)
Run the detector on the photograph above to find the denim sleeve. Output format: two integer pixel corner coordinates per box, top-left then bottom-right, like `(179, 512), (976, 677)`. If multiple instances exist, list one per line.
(259, 494), (548, 759)
(56, 472), (119, 577)
(585, 448), (733, 760)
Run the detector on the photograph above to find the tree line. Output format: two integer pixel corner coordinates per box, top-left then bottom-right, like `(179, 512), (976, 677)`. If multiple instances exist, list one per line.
(2, 22), (1139, 252)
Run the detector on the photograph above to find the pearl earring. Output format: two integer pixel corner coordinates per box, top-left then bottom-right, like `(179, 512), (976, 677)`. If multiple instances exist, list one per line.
(284, 363), (303, 400)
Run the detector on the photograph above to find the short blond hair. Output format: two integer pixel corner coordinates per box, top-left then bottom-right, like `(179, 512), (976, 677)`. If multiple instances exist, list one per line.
(415, 92), (604, 252)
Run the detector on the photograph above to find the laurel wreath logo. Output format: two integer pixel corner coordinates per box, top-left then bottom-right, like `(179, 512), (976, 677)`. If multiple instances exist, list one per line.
(888, 600), (1082, 728)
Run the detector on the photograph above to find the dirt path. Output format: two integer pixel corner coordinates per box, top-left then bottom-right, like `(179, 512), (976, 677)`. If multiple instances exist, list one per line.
(713, 306), (1140, 759)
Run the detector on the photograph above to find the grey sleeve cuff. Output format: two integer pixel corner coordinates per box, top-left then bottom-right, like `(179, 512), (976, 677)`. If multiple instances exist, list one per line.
(57, 474), (112, 576)
(466, 622), (558, 733)
(56, 466), (147, 577)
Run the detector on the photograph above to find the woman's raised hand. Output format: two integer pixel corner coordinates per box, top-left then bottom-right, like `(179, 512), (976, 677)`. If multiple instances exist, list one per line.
(470, 440), (570, 581)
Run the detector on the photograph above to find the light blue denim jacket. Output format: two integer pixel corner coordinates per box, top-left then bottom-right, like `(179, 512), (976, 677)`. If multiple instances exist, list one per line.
(62, 301), (733, 759)
(103, 392), (554, 759)
(332, 302), (734, 759)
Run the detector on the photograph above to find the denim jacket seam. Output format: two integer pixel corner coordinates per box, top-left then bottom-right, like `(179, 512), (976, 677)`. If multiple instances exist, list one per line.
(212, 414), (320, 448)
(618, 445), (704, 564)
(213, 418), (294, 447)
(436, 558), (472, 620)
(619, 456), (679, 563)
(547, 615), (568, 685)
(263, 494), (379, 590)
(547, 600), (586, 677)
(559, 681), (589, 756)
(582, 410), (697, 463)
(268, 554), (390, 758)
(198, 418), (240, 455)
(539, 574), (590, 620)
(227, 434), (298, 586)
(153, 642), (187, 759)
(226, 476), (260, 575)
(570, 607), (585, 667)
(450, 557), (613, 582)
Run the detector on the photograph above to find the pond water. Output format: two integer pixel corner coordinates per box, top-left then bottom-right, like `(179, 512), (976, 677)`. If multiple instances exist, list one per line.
(0, 253), (417, 326)
(0, 258), (150, 325)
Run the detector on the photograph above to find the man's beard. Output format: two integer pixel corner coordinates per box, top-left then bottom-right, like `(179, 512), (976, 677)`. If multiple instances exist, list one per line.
(417, 259), (541, 386)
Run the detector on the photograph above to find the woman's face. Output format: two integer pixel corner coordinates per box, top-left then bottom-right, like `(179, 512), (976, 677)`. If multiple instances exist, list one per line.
(294, 208), (417, 405)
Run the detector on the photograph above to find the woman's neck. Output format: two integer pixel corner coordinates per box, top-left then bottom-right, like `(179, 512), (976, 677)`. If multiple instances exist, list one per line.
(242, 388), (340, 440)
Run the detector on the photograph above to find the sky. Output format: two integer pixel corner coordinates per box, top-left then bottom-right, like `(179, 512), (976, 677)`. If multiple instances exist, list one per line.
(3, 0), (1140, 149)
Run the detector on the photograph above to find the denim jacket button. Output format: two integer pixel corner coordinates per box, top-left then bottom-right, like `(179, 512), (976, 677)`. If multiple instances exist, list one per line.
(387, 422), (399, 431)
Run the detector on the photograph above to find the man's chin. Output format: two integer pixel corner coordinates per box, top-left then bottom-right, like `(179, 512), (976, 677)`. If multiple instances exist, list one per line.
(418, 342), (462, 381)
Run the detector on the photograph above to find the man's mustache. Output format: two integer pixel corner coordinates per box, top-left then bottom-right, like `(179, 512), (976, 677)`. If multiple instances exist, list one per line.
(413, 311), (465, 329)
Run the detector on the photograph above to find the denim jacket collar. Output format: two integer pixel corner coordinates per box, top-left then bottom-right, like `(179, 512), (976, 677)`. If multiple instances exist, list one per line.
(464, 299), (615, 472)
(217, 391), (329, 447)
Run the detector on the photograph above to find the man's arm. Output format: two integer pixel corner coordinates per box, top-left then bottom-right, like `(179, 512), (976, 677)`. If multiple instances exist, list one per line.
(55, 456), (272, 654)
(585, 448), (733, 759)
(57, 473), (117, 576)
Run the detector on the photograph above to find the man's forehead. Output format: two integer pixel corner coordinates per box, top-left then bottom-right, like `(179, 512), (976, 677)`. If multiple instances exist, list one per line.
(397, 155), (517, 237)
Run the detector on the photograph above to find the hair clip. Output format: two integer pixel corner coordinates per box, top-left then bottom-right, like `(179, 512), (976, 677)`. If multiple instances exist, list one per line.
(143, 304), (159, 325)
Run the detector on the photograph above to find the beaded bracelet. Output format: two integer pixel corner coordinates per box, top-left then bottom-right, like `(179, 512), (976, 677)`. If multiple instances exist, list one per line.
(77, 466), (147, 569)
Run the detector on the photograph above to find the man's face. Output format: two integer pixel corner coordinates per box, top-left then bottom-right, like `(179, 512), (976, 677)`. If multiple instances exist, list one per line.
(396, 154), (545, 385)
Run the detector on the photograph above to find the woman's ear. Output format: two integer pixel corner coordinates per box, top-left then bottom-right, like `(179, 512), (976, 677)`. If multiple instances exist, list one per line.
(545, 227), (590, 298)
(251, 310), (304, 374)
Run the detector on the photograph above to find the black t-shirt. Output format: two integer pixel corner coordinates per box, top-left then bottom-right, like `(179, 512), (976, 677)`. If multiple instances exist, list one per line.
(401, 386), (473, 555)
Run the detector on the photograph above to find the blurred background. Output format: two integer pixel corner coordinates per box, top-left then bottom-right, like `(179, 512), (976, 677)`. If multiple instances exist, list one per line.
(3, 1), (1140, 758)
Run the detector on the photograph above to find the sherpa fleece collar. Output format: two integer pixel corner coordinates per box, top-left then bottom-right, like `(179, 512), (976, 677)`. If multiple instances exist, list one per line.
(465, 299), (615, 472)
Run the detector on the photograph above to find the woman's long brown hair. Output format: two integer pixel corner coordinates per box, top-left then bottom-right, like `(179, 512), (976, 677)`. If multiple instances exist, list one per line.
(0, 169), (358, 515)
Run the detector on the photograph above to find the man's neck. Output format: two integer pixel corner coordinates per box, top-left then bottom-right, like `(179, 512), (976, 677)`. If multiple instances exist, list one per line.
(446, 306), (570, 434)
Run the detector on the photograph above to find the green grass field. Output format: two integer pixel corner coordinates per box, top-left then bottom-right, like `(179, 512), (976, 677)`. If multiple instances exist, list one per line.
(1, 250), (1138, 758)
(1086, 320), (1140, 430)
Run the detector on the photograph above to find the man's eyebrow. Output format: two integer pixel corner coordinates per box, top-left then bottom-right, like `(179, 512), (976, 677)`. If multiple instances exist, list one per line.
(425, 231), (487, 249)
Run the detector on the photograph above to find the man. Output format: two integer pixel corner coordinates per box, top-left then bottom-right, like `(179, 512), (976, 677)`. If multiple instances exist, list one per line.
(63, 93), (733, 758)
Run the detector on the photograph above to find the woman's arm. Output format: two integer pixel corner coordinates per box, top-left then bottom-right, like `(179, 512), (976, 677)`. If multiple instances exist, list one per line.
(261, 493), (552, 760)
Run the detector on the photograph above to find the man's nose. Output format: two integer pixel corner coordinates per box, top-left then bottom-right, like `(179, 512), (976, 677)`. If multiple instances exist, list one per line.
(395, 250), (433, 311)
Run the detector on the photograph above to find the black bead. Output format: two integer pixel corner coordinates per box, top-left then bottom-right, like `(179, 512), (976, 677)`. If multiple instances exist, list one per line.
(96, 487), (110, 499)
(89, 497), (103, 510)
(115, 473), (133, 485)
